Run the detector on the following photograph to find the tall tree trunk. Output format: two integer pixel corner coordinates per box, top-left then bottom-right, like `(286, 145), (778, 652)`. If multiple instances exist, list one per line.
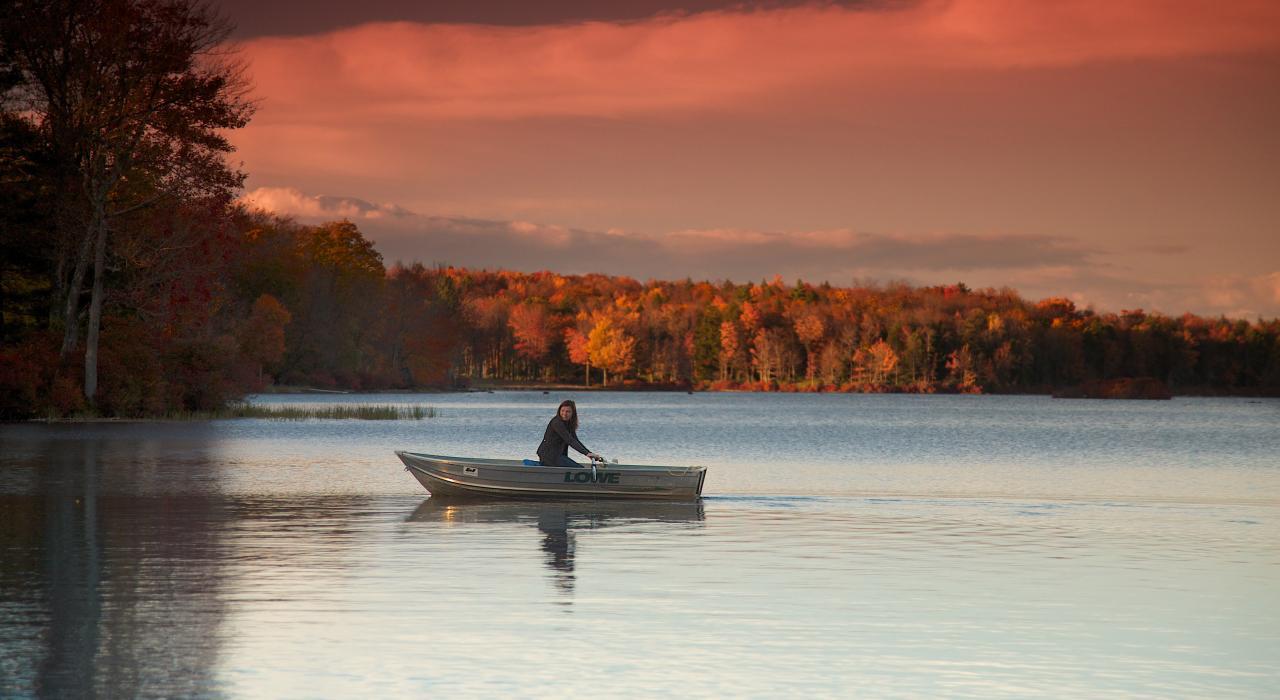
(83, 224), (108, 400)
(58, 221), (98, 357)
(50, 236), (68, 331)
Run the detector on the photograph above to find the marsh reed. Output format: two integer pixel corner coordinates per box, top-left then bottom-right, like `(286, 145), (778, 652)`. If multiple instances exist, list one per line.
(166, 404), (439, 420)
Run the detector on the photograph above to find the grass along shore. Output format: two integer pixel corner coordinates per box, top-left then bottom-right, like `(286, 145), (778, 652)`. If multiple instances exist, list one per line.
(217, 403), (438, 420)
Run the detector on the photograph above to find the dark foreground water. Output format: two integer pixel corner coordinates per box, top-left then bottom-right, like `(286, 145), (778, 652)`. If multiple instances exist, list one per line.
(1, 393), (1278, 698)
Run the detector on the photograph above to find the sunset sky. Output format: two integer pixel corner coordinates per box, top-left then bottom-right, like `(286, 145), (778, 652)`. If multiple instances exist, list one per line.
(216, 0), (1280, 318)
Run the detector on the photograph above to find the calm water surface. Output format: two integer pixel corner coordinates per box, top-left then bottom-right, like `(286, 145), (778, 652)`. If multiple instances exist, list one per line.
(1, 393), (1278, 697)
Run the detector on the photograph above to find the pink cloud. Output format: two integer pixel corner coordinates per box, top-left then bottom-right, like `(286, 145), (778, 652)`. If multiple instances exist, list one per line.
(1200, 272), (1280, 316)
(1264, 272), (1280, 304)
(241, 186), (409, 220)
(236, 0), (1280, 123)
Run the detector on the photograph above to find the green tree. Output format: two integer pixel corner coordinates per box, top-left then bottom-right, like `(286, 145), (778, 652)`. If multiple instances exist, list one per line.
(692, 310), (722, 382)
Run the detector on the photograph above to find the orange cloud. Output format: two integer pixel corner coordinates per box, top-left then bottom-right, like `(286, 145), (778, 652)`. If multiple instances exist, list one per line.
(236, 0), (1280, 122)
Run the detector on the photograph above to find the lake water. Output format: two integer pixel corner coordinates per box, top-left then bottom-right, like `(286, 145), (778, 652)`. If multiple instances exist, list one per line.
(1, 393), (1278, 698)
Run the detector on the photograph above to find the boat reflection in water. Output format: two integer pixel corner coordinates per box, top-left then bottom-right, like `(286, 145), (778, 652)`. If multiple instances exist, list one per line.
(407, 498), (705, 595)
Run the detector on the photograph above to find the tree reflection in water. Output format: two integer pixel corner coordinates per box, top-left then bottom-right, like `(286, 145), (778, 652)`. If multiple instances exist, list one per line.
(406, 498), (705, 599)
(0, 424), (230, 699)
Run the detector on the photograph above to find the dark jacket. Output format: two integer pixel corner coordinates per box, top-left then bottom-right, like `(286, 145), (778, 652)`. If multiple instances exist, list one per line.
(537, 416), (590, 466)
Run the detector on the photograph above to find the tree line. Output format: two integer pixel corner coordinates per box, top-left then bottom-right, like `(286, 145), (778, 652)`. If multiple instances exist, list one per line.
(5, 205), (1280, 418)
(2, 1), (1278, 418)
(372, 264), (1280, 397)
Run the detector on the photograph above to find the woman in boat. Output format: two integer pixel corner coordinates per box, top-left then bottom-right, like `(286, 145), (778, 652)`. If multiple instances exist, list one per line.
(538, 400), (603, 467)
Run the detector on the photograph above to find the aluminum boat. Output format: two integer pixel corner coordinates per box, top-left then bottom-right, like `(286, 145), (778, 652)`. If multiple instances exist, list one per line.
(396, 451), (707, 500)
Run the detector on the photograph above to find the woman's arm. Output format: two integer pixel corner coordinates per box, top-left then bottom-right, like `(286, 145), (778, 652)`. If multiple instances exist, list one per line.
(550, 419), (592, 456)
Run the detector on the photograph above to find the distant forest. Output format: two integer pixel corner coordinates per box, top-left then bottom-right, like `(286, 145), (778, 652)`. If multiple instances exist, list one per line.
(4, 210), (1280, 417)
(2, 1), (1278, 418)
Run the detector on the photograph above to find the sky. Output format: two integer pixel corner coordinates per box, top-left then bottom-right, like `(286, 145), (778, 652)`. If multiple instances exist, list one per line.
(217, 0), (1280, 318)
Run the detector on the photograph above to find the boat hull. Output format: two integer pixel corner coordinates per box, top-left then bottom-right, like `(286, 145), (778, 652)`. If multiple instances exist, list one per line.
(396, 451), (706, 500)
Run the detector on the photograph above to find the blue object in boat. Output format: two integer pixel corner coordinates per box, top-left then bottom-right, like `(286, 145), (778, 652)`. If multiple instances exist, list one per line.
(522, 459), (541, 467)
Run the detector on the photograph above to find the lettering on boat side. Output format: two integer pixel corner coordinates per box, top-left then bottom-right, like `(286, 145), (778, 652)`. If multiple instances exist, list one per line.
(564, 471), (621, 484)
(464, 466), (479, 475)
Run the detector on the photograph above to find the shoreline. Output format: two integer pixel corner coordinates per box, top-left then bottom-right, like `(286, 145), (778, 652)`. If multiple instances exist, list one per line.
(13, 385), (1275, 423)
(259, 381), (1280, 398)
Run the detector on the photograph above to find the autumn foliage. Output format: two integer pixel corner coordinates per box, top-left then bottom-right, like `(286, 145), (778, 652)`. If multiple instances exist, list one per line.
(3, 211), (1280, 417)
(427, 271), (1280, 397)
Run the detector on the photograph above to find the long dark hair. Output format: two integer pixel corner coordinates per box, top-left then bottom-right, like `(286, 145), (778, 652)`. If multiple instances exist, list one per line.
(557, 399), (579, 432)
